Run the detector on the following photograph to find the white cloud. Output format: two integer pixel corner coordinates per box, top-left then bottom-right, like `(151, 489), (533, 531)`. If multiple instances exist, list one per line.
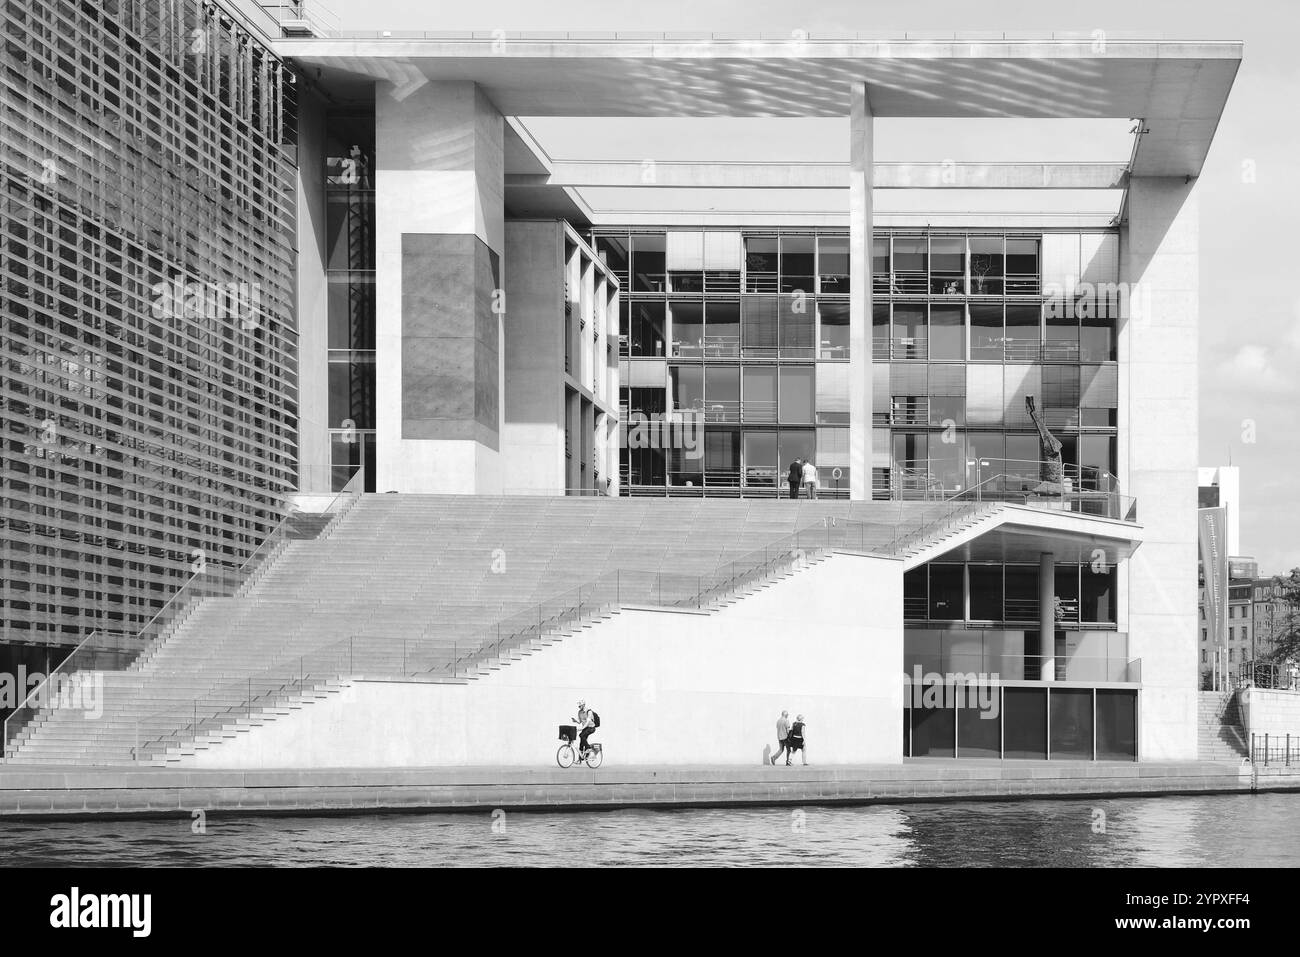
(1216, 344), (1295, 394)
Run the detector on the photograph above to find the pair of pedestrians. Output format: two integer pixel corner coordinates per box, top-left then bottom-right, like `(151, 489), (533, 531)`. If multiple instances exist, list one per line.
(770, 709), (808, 766)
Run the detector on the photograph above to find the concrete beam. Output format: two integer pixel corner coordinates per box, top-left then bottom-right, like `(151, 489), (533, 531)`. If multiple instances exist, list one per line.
(506, 162), (1129, 190)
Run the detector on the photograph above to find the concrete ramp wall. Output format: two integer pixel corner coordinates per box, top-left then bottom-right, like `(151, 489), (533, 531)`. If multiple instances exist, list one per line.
(181, 552), (903, 769)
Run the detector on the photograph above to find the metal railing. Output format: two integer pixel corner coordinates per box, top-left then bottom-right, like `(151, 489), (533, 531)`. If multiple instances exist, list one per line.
(1251, 733), (1300, 767)
(905, 652), (1141, 683)
(3, 467), (366, 762)
(130, 521), (855, 762)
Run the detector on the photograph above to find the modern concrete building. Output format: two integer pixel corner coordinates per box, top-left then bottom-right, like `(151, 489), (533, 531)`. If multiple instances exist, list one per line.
(0, 6), (1242, 767)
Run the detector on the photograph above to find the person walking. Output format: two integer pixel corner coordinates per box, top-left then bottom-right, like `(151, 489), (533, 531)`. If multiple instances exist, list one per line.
(771, 709), (791, 764)
(786, 714), (808, 766)
(801, 458), (818, 500)
(786, 459), (803, 500)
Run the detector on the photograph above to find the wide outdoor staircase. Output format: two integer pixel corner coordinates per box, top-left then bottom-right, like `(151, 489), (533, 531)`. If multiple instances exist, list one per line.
(1197, 691), (1250, 761)
(5, 495), (1003, 766)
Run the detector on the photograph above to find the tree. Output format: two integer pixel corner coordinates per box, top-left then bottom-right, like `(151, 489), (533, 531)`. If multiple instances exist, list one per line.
(1263, 568), (1300, 663)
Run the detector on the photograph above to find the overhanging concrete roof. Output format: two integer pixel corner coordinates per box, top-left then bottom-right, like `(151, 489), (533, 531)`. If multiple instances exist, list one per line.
(280, 36), (1241, 176)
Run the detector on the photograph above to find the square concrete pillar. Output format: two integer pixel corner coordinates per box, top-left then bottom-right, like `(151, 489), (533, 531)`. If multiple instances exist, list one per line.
(1120, 176), (1200, 760)
(848, 84), (874, 500)
(375, 81), (506, 493)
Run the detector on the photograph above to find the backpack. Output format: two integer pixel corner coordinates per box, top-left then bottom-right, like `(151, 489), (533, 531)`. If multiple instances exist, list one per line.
(590, 710), (600, 728)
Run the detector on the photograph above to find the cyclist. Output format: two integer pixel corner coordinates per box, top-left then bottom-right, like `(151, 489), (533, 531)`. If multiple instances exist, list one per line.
(572, 700), (598, 762)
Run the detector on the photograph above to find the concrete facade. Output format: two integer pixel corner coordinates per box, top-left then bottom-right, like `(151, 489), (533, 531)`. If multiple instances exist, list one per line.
(180, 553), (903, 769)
(375, 82), (506, 493)
(1120, 177), (1201, 760)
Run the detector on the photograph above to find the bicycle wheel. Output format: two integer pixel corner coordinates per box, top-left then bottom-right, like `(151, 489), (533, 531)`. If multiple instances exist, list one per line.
(584, 746), (603, 769)
(556, 744), (575, 768)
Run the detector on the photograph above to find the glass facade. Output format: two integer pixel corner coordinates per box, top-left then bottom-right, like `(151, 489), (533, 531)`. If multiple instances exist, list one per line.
(599, 227), (1119, 503)
(1, 0), (297, 644)
(600, 228), (850, 495)
(323, 113), (377, 491)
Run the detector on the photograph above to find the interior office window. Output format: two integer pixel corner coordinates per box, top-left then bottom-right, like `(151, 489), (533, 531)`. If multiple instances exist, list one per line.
(1050, 689), (1093, 759)
(893, 432), (927, 477)
(1004, 564), (1039, 622)
(1004, 434), (1039, 481)
(930, 236), (965, 295)
(871, 302), (889, 356)
(904, 567), (928, 618)
(1081, 565), (1116, 623)
(928, 393), (965, 427)
(704, 365), (740, 422)
(625, 445), (666, 486)
(966, 433), (1004, 477)
(669, 302), (704, 358)
(818, 235), (850, 294)
(968, 302), (1002, 360)
(1004, 688), (1047, 758)
(670, 365), (703, 414)
(893, 304), (927, 359)
(1077, 435), (1116, 490)
(744, 236), (778, 292)
(969, 564), (1004, 620)
(929, 304), (964, 360)
(704, 301), (740, 357)
(741, 297), (779, 357)
(1055, 564), (1080, 621)
(928, 431), (965, 492)
(668, 443), (703, 485)
(929, 564), (964, 620)
(780, 236), (815, 294)
(1044, 309), (1079, 360)
(1003, 303), (1041, 361)
(1080, 313), (1115, 361)
(629, 300), (666, 357)
(1095, 689), (1137, 760)
(1006, 238), (1040, 293)
(743, 430), (778, 486)
(631, 234), (666, 292)
(969, 235), (1004, 294)
(1042, 365), (1080, 410)
(779, 294), (815, 358)
(595, 236), (629, 280)
(892, 236), (927, 294)
(820, 301), (851, 358)
(704, 428), (740, 483)
(742, 366), (777, 423)
(779, 366), (815, 424)
(627, 387), (665, 415)
(872, 236), (890, 292)
(777, 429), (816, 475)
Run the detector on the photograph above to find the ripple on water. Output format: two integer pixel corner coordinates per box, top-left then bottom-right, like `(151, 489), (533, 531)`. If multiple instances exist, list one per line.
(1, 794), (1298, 867)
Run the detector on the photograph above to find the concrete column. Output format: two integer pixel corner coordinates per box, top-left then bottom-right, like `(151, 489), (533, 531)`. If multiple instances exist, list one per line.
(1039, 551), (1055, 681)
(848, 84), (874, 500)
(374, 81), (505, 494)
(1119, 176), (1200, 760)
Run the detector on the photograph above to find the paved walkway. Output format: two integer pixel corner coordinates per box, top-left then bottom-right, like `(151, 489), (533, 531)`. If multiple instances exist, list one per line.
(0, 759), (1285, 818)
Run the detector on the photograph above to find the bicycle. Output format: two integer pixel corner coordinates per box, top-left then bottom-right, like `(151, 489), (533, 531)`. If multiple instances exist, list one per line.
(556, 724), (603, 768)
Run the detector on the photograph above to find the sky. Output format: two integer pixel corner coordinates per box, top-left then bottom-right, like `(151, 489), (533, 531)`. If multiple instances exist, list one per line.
(325, 0), (1300, 573)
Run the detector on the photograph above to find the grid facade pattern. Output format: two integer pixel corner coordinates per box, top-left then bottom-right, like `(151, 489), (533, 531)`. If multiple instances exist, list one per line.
(1, 0), (298, 645)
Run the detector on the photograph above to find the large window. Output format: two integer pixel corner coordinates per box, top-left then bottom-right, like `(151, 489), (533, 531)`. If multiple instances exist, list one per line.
(631, 235), (665, 292)
(820, 301), (850, 358)
(1006, 238), (1040, 294)
(669, 302), (704, 358)
(929, 304), (964, 360)
(744, 236), (778, 293)
(969, 236), (1004, 294)
(779, 366), (815, 424)
(742, 430), (777, 486)
(969, 302), (1002, 361)
(780, 236), (815, 293)
(930, 236), (965, 295)
(1004, 304), (1041, 361)
(741, 297), (778, 357)
(628, 300), (666, 357)
(893, 304), (927, 359)
(742, 366), (777, 423)
(703, 366), (740, 422)
(705, 301), (740, 357)
(818, 235), (850, 294)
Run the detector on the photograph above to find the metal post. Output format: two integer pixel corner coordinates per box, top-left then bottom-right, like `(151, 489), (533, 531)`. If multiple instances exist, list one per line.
(1265, 732), (1270, 766)
(402, 639), (407, 674)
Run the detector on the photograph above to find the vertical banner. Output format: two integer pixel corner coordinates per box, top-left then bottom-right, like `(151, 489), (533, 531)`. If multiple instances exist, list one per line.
(1199, 507), (1229, 652)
